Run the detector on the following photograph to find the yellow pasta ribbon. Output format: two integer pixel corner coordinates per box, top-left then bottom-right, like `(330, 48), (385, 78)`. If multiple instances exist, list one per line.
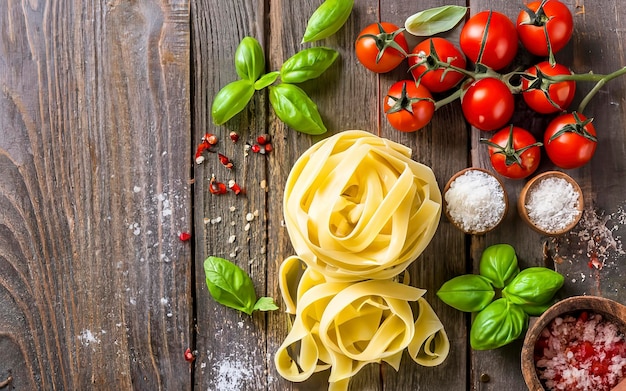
(283, 130), (442, 281)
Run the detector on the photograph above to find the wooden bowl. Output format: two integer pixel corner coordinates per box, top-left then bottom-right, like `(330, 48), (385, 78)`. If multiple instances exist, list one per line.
(521, 296), (626, 391)
(443, 167), (508, 235)
(518, 171), (583, 236)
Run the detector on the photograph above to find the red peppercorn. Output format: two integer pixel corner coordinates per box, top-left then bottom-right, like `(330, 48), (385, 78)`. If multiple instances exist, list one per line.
(184, 348), (196, 362)
(218, 153), (234, 169)
(229, 131), (240, 143)
(228, 180), (242, 195)
(256, 133), (270, 145)
(263, 143), (273, 153)
(179, 232), (191, 241)
(250, 144), (261, 153)
(203, 133), (218, 146)
(209, 175), (228, 195)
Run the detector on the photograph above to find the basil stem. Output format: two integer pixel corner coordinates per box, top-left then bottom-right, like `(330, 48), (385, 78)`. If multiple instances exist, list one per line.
(405, 5), (467, 36)
(211, 79), (255, 125)
(235, 37), (265, 82)
(479, 244), (519, 289)
(436, 274), (495, 313)
(204, 256), (278, 315)
(280, 47), (338, 83)
(502, 267), (564, 306)
(470, 298), (528, 350)
(302, 0), (354, 43)
(269, 83), (327, 135)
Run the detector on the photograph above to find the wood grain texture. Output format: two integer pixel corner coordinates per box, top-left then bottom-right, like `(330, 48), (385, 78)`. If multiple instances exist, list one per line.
(0, 1), (191, 389)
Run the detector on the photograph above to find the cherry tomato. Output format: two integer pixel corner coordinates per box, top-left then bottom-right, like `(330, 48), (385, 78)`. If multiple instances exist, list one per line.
(522, 61), (576, 114)
(483, 126), (542, 179)
(384, 80), (434, 132)
(355, 22), (409, 73)
(408, 38), (467, 93)
(517, 0), (573, 57)
(460, 11), (518, 70)
(544, 112), (597, 169)
(461, 78), (514, 131)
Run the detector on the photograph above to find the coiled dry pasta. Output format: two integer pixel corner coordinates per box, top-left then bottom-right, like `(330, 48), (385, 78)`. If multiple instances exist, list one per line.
(276, 131), (449, 390)
(283, 130), (442, 281)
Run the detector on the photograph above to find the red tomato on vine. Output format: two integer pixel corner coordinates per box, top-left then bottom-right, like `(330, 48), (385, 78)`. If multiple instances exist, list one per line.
(355, 22), (409, 73)
(384, 80), (435, 132)
(517, 0), (574, 57)
(522, 61), (576, 114)
(461, 77), (514, 131)
(408, 38), (467, 93)
(460, 11), (518, 70)
(544, 112), (597, 169)
(482, 126), (542, 179)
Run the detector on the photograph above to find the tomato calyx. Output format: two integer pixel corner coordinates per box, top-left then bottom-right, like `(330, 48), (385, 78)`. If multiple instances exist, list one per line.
(522, 66), (565, 111)
(481, 125), (543, 167)
(548, 111), (598, 143)
(409, 39), (474, 83)
(386, 81), (434, 114)
(519, 0), (551, 28)
(357, 23), (408, 63)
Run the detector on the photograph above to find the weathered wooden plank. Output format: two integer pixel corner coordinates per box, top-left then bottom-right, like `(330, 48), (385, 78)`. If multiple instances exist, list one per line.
(0, 1), (192, 389)
(378, 1), (470, 390)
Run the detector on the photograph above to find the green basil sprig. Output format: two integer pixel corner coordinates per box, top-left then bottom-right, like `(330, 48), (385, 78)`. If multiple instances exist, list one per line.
(405, 5), (467, 37)
(436, 275), (494, 312)
(479, 243), (519, 289)
(437, 244), (564, 350)
(281, 47), (339, 83)
(470, 298), (529, 350)
(204, 256), (278, 315)
(302, 0), (354, 43)
(235, 36), (265, 82)
(269, 84), (327, 135)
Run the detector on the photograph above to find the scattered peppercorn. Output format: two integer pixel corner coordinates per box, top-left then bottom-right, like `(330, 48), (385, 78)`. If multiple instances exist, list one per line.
(203, 133), (218, 146)
(250, 144), (261, 153)
(218, 153), (234, 169)
(209, 175), (228, 195)
(184, 348), (196, 362)
(179, 232), (192, 241)
(228, 179), (242, 195)
(229, 131), (240, 143)
(264, 143), (273, 153)
(256, 133), (270, 145)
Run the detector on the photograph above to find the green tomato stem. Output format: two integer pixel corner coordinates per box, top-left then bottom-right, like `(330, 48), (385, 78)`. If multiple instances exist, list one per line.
(434, 88), (462, 110)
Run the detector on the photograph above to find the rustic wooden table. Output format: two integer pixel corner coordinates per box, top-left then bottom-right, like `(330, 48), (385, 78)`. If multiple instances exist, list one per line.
(1, 0), (625, 390)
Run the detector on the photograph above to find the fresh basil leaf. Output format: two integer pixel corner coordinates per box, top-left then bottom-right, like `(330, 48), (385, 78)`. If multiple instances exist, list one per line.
(519, 301), (554, 316)
(204, 256), (257, 315)
(254, 71), (280, 90)
(302, 0), (354, 43)
(211, 79), (255, 125)
(405, 5), (467, 37)
(253, 297), (279, 312)
(470, 298), (528, 350)
(437, 274), (494, 313)
(269, 83), (327, 135)
(235, 37), (265, 82)
(280, 47), (338, 83)
(479, 244), (519, 289)
(502, 267), (564, 306)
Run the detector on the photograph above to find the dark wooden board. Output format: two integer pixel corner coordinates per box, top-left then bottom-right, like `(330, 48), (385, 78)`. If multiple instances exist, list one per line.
(0, 1), (192, 389)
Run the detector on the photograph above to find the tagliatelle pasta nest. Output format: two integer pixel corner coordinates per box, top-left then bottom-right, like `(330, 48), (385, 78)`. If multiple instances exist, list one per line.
(276, 131), (448, 390)
(283, 130), (442, 281)
(275, 257), (450, 391)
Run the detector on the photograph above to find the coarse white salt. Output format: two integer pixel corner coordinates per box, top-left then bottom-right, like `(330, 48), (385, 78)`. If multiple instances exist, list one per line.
(525, 177), (580, 233)
(444, 170), (506, 233)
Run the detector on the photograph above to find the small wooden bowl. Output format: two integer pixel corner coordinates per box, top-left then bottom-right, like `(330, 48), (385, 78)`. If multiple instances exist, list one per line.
(521, 296), (626, 391)
(443, 167), (508, 235)
(518, 171), (583, 236)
